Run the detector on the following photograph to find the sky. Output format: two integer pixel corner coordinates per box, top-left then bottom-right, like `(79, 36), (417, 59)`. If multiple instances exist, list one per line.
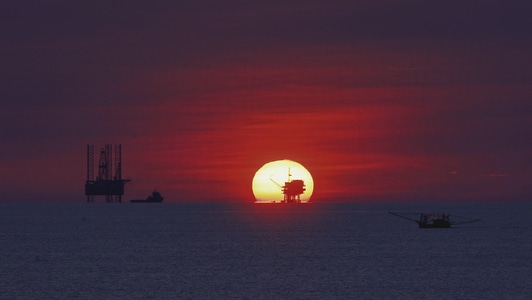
(1, 0), (531, 202)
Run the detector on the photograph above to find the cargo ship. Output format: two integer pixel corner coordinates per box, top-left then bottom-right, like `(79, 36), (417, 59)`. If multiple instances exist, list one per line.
(130, 190), (164, 203)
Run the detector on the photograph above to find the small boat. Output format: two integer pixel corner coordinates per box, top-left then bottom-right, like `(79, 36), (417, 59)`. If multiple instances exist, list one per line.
(389, 212), (480, 228)
(417, 213), (451, 228)
(130, 190), (164, 203)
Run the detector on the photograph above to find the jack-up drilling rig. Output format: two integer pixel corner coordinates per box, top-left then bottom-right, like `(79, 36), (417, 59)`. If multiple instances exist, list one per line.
(85, 144), (130, 203)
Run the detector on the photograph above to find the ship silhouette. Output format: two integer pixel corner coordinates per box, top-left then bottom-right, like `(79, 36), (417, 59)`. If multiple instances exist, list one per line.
(389, 212), (481, 228)
(130, 190), (164, 203)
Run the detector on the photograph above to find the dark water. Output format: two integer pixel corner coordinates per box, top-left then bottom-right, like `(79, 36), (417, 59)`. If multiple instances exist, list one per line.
(1, 202), (530, 299)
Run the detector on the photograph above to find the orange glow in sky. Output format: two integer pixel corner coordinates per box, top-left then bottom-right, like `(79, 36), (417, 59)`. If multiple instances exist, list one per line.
(1, 2), (531, 202)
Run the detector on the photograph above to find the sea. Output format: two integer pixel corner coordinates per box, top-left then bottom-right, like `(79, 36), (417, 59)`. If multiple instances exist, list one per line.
(1, 202), (530, 299)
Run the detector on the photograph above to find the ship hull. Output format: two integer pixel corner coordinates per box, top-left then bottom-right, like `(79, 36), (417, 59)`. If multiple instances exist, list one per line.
(130, 190), (164, 203)
(130, 199), (163, 203)
(417, 220), (451, 228)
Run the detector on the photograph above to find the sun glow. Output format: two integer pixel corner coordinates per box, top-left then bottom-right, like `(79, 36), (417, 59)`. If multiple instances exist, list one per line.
(252, 159), (314, 203)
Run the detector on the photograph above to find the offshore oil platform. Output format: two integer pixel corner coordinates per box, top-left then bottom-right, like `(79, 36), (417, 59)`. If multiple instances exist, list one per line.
(271, 168), (306, 203)
(85, 144), (130, 203)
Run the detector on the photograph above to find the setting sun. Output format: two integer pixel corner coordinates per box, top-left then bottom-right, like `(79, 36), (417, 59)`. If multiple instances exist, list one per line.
(252, 159), (314, 203)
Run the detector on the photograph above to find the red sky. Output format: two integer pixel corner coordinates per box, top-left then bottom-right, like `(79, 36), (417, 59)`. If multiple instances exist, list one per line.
(1, 1), (531, 202)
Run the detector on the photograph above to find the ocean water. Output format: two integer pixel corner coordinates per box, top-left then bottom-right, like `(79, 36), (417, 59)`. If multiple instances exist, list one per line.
(0, 202), (530, 299)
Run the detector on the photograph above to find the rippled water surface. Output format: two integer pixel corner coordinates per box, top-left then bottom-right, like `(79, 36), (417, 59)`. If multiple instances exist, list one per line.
(1, 202), (530, 299)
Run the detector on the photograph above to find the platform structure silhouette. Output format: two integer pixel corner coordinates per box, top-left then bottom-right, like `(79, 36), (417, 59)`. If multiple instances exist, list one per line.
(270, 168), (306, 203)
(85, 144), (130, 203)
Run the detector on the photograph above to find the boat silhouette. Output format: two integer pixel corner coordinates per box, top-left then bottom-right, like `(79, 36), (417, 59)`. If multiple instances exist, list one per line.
(389, 212), (480, 228)
(130, 190), (164, 203)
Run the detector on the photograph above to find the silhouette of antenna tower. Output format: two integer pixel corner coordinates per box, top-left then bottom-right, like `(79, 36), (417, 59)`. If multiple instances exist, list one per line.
(85, 144), (130, 203)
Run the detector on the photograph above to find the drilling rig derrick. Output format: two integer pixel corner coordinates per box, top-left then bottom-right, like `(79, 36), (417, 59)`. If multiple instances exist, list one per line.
(85, 144), (130, 203)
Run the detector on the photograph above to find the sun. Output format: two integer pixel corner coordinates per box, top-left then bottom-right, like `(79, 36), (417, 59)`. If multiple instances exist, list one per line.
(252, 159), (314, 203)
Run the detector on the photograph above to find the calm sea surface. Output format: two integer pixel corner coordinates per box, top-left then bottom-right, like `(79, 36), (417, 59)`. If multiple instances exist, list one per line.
(1, 202), (530, 299)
